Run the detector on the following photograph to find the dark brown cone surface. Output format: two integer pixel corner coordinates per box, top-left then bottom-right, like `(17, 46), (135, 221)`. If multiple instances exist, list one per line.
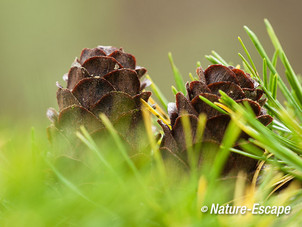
(160, 64), (273, 175)
(47, 46), (150, 152)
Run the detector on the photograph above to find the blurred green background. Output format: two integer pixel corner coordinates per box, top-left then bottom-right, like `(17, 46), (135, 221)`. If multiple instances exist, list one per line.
(1, 0), (302, 129)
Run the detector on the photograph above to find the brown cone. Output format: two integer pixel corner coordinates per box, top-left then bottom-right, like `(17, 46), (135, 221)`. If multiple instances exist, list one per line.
(47, 46), (151, 152)
(160, 64), (273, 175)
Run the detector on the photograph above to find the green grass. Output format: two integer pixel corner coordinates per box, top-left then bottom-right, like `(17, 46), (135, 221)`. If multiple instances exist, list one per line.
(0, 19), (302, 226)
(1, 125), (301, 226)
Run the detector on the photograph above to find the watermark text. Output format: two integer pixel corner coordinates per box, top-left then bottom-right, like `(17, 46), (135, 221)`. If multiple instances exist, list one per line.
(200, 203), (291, 216)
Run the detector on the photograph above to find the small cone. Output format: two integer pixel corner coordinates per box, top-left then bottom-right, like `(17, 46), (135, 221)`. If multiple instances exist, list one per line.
(160, 64), (273, 175)
(47, 46), (151, 154)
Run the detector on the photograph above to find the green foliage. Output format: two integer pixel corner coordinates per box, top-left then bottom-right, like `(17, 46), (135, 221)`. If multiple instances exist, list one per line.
(1, 123), (301, 226)
(205, 19), (302, 182)
(146, 75), (168, 110)
(168, 52), (186, 94)
(0, 19), (301, 226)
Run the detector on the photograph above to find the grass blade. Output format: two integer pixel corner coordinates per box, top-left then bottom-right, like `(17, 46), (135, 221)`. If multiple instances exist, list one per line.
(168, 52), (186, 94)
(244, 25), (302, 118)
(238, 53), (259, 80)
(211, 51), (229, 66)
(196, 61), (201, 68)
(210, 120), (242, 181)
(272, 74), (278, 99)
(205, 55), (224, 65)
(265, 19), (302, 106)
(199, 95), (228, 115)
(146, 75), (168, 110)
(263, 58), (268, 88)
(271, 49), (279, 68)
(189, 73), (195, 81)
(238, 36), (258, 76)
(99, 114), (141, 180)
(171, 85), (178, 95)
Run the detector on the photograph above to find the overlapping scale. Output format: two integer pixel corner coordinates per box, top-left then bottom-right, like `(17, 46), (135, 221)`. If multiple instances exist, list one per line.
(204, 65), (239, 85)
(103, 69), (140, 96)
(82, 56), (121, 77)
(57, 88), (81, 111)
(72, 78), (115, 109)
(66, 66), (90, 90)
(79, 48), (106, 65)
(91, 92), (136, 122)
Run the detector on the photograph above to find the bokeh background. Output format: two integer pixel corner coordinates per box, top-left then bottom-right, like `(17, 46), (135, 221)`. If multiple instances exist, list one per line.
(1, 0), (302, 129)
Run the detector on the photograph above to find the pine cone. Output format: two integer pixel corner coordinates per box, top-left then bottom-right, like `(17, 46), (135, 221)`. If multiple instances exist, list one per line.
(159, 64), (273, 174)
(47, 46), (151, 150)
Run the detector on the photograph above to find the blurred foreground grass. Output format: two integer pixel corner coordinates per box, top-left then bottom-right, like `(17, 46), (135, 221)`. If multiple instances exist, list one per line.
(0, 124), (301, 227)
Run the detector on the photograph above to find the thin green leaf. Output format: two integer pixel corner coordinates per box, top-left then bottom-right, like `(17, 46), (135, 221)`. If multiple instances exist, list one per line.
(269, 49), (279, 89)
(168, 52), (186, 94)
(210, 120), (242, 181)
(45, 159), (97, 205)
(199, 95), (228, 115)
(196, 61), (201, 68)
(146, 75), (168, 110)
(263, 58), (268, 88)
(242, 61), (252, 75)
(194, 114), (207, 155)
(180, 115), (196, 170)
(244, 25), (302, 118)
(271, 49), (279, 68)
(265, 19), (302, 106)
(99, 114), (142, 183)
(224, 100), (302, 174)
(271, 74), (278, 99)
(189, 73), (195, 81)
(230, 147), (265, 161)
(76, 127), (112, 170)
(171, 85), (178, 95)
(238, 53), (259, 80)
(205, 55), (223, 65)
(211, 50), (229, 66)
(76, 126), (125, 186)
(238, 36), (258, 76)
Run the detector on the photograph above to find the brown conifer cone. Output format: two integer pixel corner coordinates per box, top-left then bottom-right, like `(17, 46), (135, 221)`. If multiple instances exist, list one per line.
(159, 64), (273, 175)
(47, 46), (151, 151)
